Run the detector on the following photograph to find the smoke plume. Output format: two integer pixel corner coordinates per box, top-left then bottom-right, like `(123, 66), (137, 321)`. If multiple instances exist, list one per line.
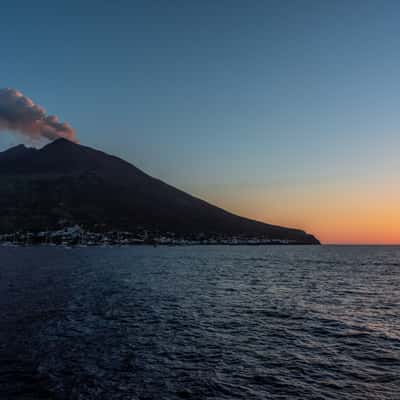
(0, 88), (77, 143)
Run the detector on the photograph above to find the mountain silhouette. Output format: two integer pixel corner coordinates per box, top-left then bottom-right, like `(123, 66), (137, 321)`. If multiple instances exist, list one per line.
(0, 139), (319, 244)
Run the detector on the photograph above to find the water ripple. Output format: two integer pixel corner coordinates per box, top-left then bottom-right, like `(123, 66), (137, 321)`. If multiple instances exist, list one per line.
(0, 245), (399, 399)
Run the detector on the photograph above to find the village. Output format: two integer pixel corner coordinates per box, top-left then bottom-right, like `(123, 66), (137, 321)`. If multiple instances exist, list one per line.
(0, 225), (292, 246)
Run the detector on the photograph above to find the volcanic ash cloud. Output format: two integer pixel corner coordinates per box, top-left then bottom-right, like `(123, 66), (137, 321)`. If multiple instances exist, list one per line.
(0, 88), (77, 143)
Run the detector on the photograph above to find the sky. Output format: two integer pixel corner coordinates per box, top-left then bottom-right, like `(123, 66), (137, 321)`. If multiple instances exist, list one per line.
(1, 0), (400, 244)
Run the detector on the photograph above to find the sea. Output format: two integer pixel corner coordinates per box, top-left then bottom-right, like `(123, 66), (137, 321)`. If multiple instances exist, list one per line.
(0, 245), (399, 400)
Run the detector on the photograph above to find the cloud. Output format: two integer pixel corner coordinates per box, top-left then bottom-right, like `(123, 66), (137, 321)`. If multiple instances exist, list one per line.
(0, 88), (77, 143)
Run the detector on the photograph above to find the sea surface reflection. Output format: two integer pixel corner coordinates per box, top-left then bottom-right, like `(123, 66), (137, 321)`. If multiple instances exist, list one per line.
(0, 245), (399, 399)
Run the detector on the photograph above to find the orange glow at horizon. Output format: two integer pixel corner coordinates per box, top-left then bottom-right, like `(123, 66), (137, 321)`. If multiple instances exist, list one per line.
(185, 179), (400, 245)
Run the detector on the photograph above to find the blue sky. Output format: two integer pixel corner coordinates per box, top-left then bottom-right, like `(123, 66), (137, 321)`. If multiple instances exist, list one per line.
(2, 1), (400, 242)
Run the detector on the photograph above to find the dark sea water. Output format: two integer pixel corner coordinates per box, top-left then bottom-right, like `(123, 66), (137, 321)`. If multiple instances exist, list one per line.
(0, 245), (399, 400)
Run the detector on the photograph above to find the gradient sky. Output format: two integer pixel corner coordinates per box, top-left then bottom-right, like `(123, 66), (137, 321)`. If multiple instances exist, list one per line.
(1, 0), (400, 244)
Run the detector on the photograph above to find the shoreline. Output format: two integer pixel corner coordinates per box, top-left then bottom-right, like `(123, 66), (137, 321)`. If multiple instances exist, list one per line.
(0, 226), (319, 247)
(0, 241), (319, 248)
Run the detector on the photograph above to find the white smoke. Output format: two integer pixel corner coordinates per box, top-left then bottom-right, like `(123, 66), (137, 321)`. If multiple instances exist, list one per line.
(0, 88), (77, 143)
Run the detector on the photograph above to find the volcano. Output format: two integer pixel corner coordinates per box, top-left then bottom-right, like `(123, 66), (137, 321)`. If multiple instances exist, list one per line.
(0, 139), (319, 244)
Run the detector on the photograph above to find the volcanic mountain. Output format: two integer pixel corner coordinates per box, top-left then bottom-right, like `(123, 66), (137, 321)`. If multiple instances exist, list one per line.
(0, 139), (319, 244)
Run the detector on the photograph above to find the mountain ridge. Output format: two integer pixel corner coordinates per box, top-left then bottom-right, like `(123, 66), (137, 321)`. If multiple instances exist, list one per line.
(0, 139), (320, 244)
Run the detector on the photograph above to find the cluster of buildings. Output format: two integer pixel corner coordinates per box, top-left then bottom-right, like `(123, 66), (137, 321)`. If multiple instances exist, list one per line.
(0, 225), (291, 246)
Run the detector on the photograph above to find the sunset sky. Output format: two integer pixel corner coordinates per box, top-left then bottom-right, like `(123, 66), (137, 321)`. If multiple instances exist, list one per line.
(1, 1), (400, 244)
